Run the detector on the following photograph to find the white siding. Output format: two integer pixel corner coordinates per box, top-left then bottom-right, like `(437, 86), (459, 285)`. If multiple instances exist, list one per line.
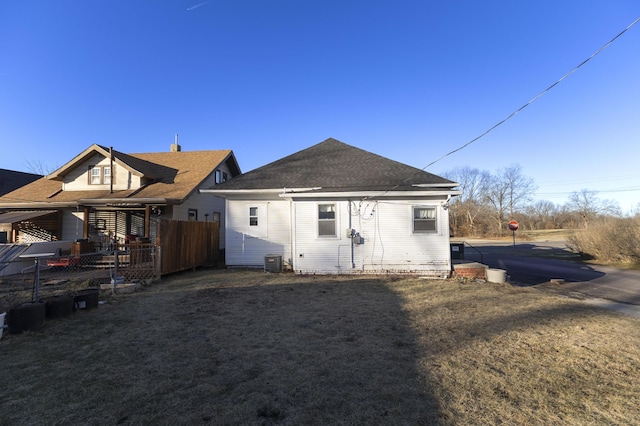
(293, 201), (349, 273)
(293, 199), (451, 276)
(61, 210), (86, 241)
(223, 195), (452, 276)
(225, 199), (291, 268)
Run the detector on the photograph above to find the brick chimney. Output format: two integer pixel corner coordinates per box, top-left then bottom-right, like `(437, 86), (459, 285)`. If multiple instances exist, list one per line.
(171, 133), (181, 152)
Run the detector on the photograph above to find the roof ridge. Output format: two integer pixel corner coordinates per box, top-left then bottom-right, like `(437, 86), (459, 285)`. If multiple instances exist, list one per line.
(209, 138), (455, 191)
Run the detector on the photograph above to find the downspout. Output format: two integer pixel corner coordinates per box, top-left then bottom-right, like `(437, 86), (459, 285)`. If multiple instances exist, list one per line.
(289, 196), (295, 271)
(348, 199), (355, 269)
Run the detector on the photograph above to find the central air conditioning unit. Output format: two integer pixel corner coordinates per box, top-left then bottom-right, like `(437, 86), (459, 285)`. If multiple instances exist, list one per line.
(264, 255), (282, 272)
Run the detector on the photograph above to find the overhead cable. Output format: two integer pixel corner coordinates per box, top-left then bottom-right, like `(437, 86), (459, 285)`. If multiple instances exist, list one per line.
(420, 16), (640, 172)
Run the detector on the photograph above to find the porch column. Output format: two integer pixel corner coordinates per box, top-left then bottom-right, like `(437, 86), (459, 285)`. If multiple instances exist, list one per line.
(144, 205), (151, 238)
(83, 207), (90, 238)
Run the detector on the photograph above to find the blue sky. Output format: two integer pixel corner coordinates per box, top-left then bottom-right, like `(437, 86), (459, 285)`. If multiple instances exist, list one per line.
(1, 1), (639, 212)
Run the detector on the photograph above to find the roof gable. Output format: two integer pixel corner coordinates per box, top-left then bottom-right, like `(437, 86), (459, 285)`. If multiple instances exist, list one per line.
(211, 138), (456, 192)
(0, 146), (239, 207)
(46, 144), (175, 181)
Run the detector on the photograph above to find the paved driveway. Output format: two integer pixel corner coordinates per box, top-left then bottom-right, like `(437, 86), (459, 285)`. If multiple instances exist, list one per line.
(458, 239), (640, 319)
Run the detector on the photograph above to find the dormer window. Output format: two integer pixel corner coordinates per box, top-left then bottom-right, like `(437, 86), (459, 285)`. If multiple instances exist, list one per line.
(89, 165), (112, 185)
(215, 170), (229, 184)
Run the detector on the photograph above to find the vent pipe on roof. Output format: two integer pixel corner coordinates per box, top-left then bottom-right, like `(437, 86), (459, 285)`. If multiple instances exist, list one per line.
(171, 134), (181, 152)
(109, 146), (114, 193)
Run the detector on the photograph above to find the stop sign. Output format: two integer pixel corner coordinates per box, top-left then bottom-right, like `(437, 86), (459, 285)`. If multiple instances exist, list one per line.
(508, 220), (519, 231)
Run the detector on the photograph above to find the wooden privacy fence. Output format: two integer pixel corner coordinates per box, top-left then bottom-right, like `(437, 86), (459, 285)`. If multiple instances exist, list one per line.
(156, 219), (220, 275)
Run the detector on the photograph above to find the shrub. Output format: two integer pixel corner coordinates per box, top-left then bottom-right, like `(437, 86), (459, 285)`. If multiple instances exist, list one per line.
(566, 217), (640, 265)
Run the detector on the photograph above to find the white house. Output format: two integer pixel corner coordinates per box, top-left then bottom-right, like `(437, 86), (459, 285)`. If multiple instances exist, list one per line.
(202, 138), (461, 276)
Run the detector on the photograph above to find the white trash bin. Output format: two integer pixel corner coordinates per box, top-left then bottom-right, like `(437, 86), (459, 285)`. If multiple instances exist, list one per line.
(486, 268), (507, 283)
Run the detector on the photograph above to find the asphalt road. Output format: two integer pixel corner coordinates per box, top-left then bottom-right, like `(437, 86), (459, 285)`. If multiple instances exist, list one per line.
(458, 239), (640, 318)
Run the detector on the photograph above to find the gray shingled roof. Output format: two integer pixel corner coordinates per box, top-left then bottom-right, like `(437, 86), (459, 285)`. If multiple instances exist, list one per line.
(211, 138), (455, 192)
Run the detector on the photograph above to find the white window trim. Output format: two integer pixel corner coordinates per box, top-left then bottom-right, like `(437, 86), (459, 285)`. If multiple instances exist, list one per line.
(318, 203), (338, 238)
(249, 206), (259, 227)
(246, 203), (268, 237)
(412, 205), (438, 234)
(103, 166), (111, 184)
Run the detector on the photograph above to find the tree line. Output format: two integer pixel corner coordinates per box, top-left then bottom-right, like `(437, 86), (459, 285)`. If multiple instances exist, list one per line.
(443, 164), (634, 238)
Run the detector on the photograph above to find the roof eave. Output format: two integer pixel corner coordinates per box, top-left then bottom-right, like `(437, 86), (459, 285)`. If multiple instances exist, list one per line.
(280, 190), (462, 198)
(200, 187), (322, 196)
(78, 198), (181, 206)
(223, 152), (242, 176)
(201, 187), (461, 198)
(0, 202), (79, 209)
(412, 183), (459, 188)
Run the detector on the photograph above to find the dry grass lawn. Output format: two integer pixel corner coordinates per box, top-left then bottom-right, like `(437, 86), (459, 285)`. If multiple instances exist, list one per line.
(1, 269), (639, 425)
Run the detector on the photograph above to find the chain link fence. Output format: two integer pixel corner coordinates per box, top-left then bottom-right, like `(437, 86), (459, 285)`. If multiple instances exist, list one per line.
(0, 245), (160, 313)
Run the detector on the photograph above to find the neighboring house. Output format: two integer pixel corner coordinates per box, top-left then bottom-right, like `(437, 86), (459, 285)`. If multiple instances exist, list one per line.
(0, 169), (41, 196)
(0, 142), (240, 250)
(201, 138), (461, 276)
(0, 169), (42, 243)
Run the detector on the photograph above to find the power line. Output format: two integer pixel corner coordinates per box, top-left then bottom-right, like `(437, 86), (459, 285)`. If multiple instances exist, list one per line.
(536, 187), (640, 197)
(365, 17), (640, 202)
(535, 173), (640, 186)
(420, 16), (640, 172)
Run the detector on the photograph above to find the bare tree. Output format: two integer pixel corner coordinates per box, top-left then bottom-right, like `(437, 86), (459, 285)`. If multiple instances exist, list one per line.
(443, 167), (492, 236)
(24, 159), (57, 176)
(485, 164), (536, 235)
(567, 189), (621, 228)
(525, 200), (559, 229)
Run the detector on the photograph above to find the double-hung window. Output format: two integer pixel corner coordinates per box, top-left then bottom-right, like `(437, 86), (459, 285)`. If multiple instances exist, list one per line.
(89, 165), (112, 185)
(246, 204), (267, 237)
(413, 206), (437, 233)
(249, 207), (259, 226)
(90, 167), (101, 184)
(318, 204), (336, 236)
(103, 167), (111, 184)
